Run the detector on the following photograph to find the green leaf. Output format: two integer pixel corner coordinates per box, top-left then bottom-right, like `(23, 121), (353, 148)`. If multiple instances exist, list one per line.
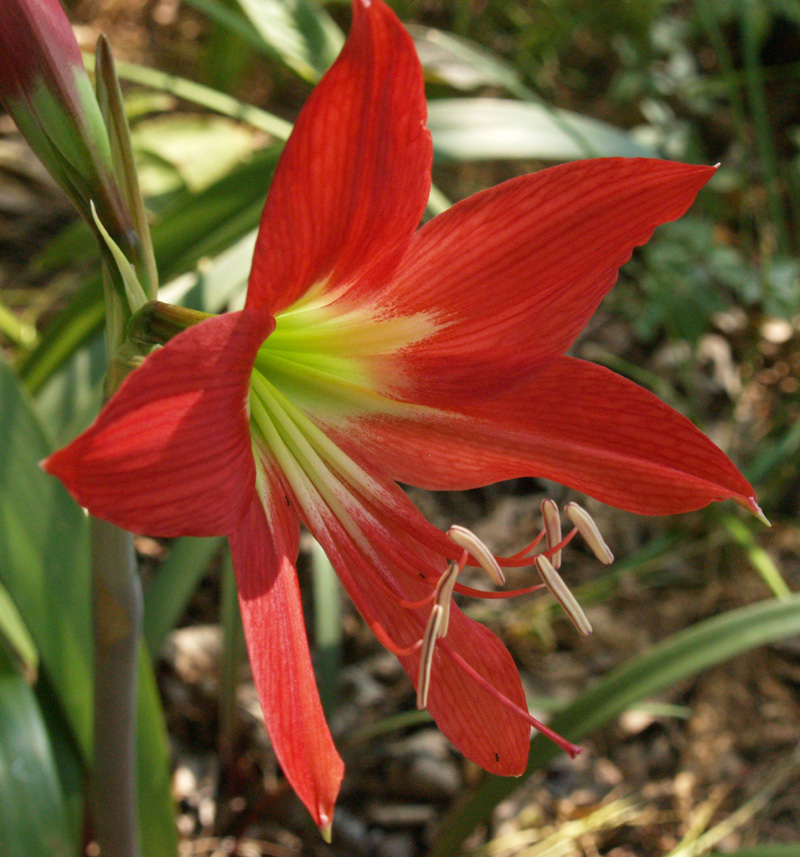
(19, 145), (280, 396)
(427, 99), (656, 162)
(0, 582), (38, 671)
(0, 299), (37, 350)
(90, 201), (149, 312)
(16, 280), (105, 397)
(0, 358), (93, 757)
(0, 646), (72, 857)
(429, 594), (800, 856)
(143, 536), (225, 656)
(82, 52), (293, 139)
(137, 646), (179, 857)
(219, 549), (245, 765)
(182, 0), (342, 82)
(0, 362), (178, 852)
(32, 336), (106, 449)
(231, 0), (343, 82)
(179, 0), (271, 56)
(409, 24), (534, 99)
(34, 674), (86, 851)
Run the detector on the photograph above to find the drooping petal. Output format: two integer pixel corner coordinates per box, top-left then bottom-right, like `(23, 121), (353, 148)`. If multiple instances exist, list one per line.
(275, 446), (532, 775)
(328, 357), (756, 516)
(230, 465), (343, 835)
(246, 0), (431, 315)
(44, 310), (273, 537)
(366, 159), (716, 403)
(399, 601), (532, 775)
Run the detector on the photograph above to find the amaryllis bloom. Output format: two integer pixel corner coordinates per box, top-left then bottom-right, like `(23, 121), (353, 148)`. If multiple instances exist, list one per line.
(0, 0), (131, 244)
(45, 0), (760, 835)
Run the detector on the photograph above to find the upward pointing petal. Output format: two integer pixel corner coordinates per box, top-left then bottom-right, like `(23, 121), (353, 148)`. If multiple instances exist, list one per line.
(44, 310), (273, 537)
(370, 158), (716, 403)
(246, 0), (431, 315)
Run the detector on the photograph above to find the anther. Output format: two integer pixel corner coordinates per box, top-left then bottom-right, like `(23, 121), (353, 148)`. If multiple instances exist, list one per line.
(541, 499), (563, 569)
(416, 604), (444, 710)
(434, 561), (460, 639)
(535, 555), (592, 636)
(448, 525), (506, 585)
(564, 503), (614, 564)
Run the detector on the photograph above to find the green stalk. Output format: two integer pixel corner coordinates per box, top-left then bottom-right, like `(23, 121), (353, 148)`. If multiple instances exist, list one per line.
(89, 517), (142, 857)
(219, 550), (246, 768)
(311, 538), (342, 713)
(739, 0), (789, 256)
(89, 239), (146, 855)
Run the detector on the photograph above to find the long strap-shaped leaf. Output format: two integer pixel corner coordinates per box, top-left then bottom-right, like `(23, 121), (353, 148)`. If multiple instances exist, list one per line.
(429, 593), (800, 857)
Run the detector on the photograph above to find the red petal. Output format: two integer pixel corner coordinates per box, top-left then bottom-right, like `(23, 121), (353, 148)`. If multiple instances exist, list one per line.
(246, 0), (431, 315)
(230, 469), (343, 833)
(332, 356), (756, 516)
(294, 475), (531, 775)
(370, 159), (715, 404)
(44, 310), (273, 537)
(401, 605), (531, 775)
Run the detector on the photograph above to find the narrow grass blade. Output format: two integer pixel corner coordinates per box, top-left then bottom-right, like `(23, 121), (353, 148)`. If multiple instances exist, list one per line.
(0, 300), (37, 350)
(83, 53), (293, 139)
(429, 594), (800, 856)
(219, 548), (245, 766)
(143, 536), (225, 656)
(0, 581), (38, 670)
(709, 847), (800, 857)
(311, 538), (342, 713)
(720, 514), (791, 599)
(137, 644), (179, 857)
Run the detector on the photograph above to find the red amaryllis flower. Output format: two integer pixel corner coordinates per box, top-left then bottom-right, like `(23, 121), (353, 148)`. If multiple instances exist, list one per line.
(45, 0), (760, 835)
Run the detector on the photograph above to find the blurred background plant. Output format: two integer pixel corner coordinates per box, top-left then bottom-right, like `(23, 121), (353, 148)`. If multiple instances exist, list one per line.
(1, 1), (799, 856)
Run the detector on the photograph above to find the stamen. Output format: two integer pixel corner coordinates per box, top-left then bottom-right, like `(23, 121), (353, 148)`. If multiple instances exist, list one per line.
(448, 525), (506, 585)
(434, 561), (460, 638)
(416, 604), (444, 710)
(564, 502), (614, 564)
(535, 555), (592, 636)
(495, 528), (578, 568)
(541, 499), (563, 569)
(499, 530), (545, 563)
(439, 640), (583, 759)
(454, 582), (546, 599)
(369, 619), (423, 658)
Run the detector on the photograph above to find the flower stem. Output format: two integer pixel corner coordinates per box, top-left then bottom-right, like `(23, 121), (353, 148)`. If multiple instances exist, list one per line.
(89, 516), (142, 857)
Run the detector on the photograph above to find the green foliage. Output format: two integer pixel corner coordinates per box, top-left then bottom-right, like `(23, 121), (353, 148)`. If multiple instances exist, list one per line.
(3, 0), (797, 852)
(0, 645), (73, 857)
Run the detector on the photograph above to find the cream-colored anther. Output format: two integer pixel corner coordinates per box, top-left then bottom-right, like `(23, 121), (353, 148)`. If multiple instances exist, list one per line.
(416, 604), (444, 710)
(448, 525), (506, 585)
(535, 555), (592, 636)
(564, 502), (614, 564)
(434, 561), (460, 639)
(541, 499), (563, 569)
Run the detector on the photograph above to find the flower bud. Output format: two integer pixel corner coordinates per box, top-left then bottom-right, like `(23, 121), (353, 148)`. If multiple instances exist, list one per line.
(0, 0), (133, 254)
